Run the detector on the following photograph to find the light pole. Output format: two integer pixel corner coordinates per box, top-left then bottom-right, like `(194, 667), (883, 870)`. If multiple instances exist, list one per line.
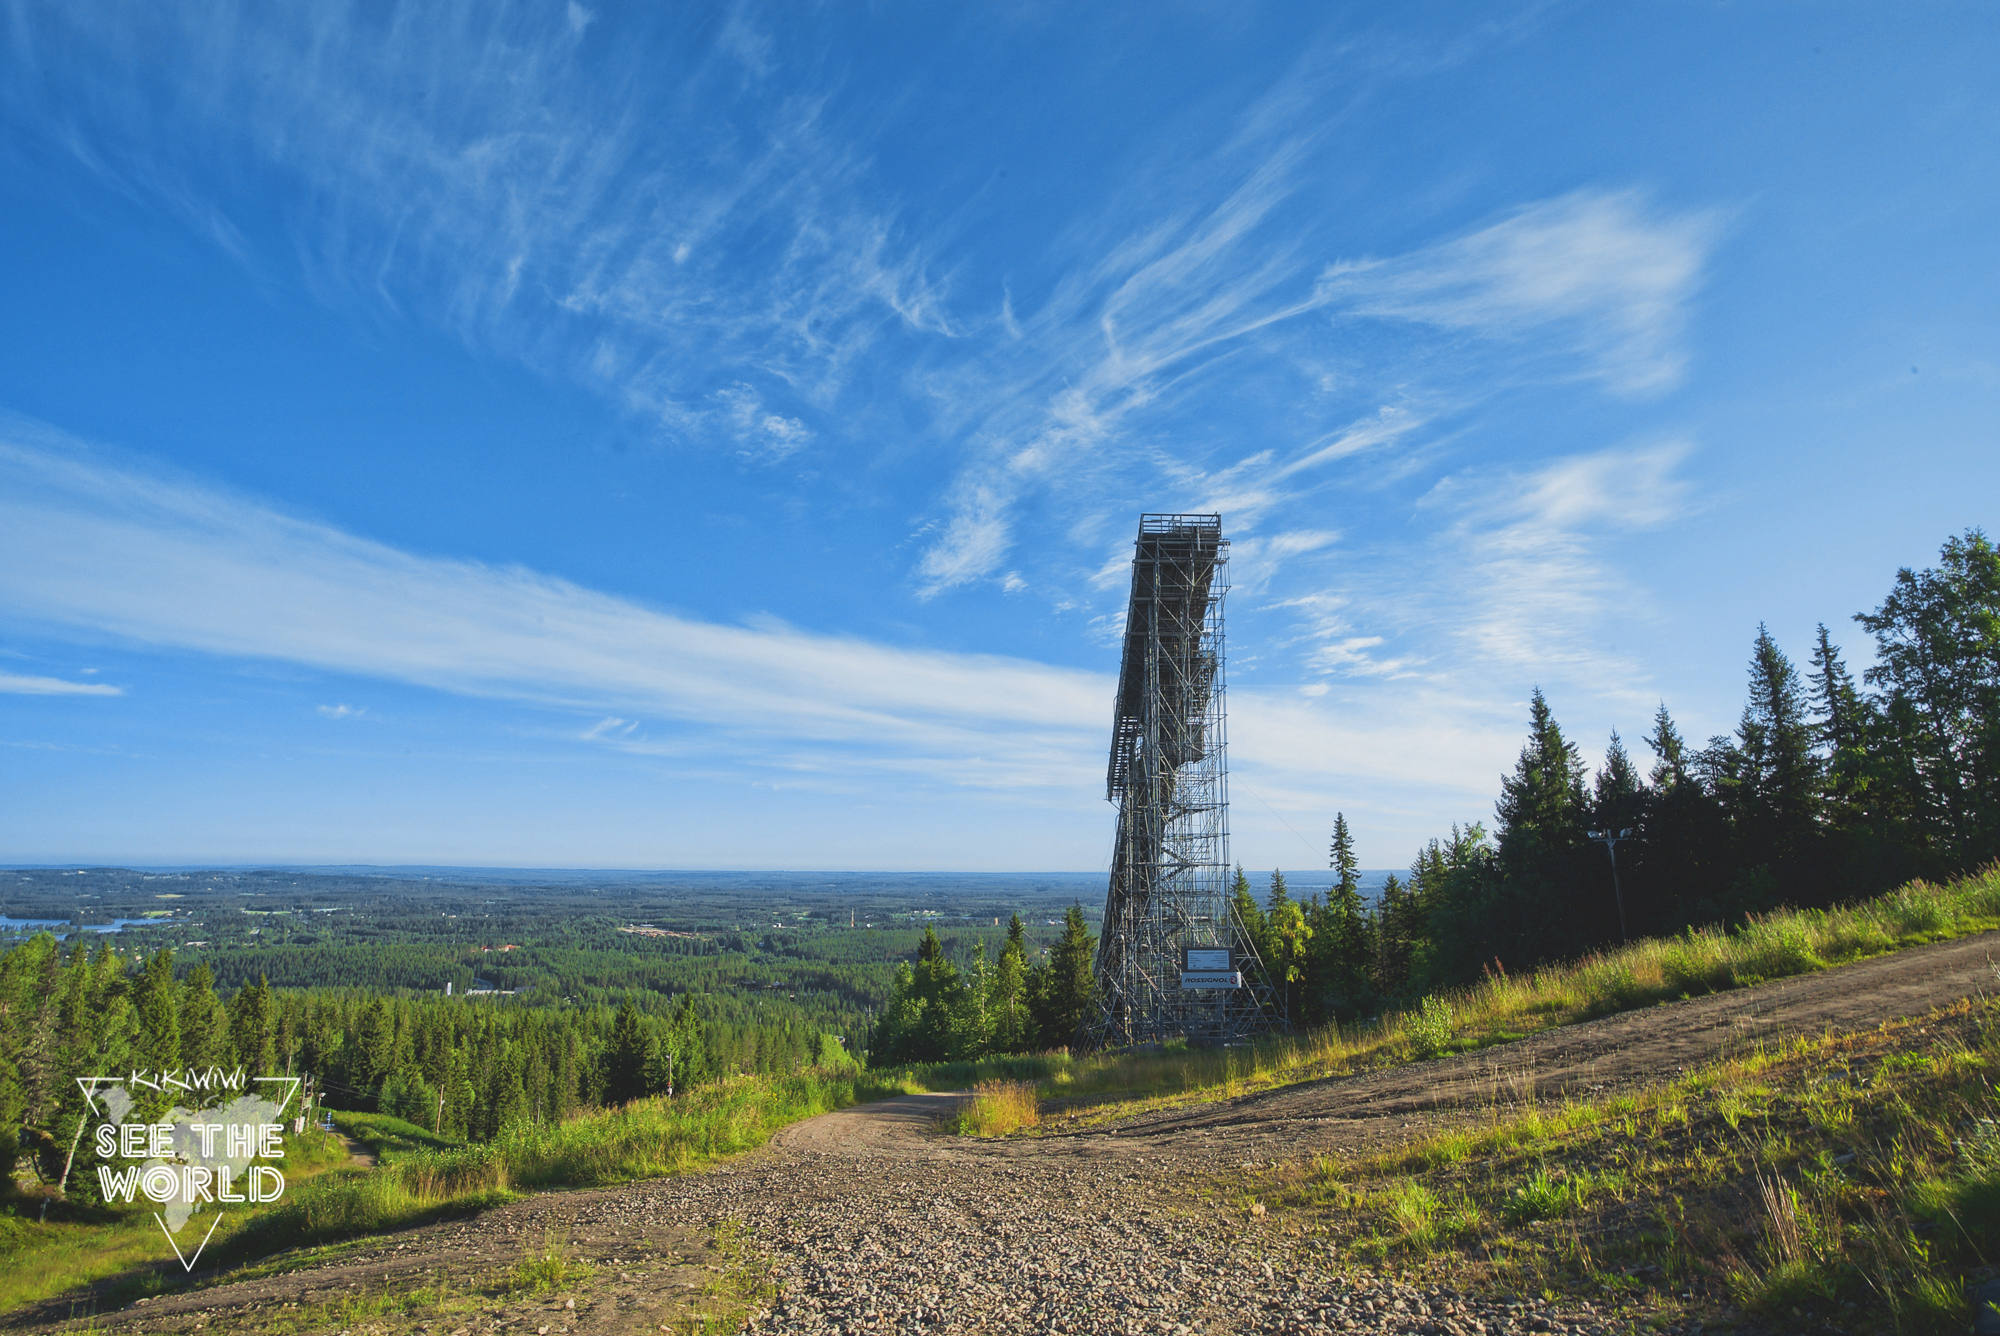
(1586, 828), (1634, 943)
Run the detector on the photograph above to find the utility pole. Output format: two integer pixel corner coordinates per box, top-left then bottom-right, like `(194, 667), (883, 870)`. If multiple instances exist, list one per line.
(1586, 828), (1635, 943)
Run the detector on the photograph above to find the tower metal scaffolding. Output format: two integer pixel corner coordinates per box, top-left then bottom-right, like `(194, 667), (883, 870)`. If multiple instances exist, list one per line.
(1091, 514), (1278, 1048)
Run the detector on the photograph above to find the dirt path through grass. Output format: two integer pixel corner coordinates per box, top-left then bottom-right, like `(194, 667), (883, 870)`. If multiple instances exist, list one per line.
(8, 929), (1995, 1336)
(1087, 926), (2000, 1165)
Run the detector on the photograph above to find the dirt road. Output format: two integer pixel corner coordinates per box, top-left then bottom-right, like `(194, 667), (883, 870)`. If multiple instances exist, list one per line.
(12, 930), (1996, 1336)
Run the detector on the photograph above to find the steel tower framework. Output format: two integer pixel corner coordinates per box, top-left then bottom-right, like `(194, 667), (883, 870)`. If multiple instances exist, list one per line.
(1091, 514), (1278, 1048)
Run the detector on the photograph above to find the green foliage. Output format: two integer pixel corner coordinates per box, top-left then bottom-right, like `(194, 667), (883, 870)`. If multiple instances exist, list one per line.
(510, 1244), (592, 1294)
(1503, 1166), (1575, 1222)
(1405, 995), (1454, 1059)
(868, 926), (986, 1064)
(1258, 995), (2000, 1333)
(1028, 903), (1098, 1052)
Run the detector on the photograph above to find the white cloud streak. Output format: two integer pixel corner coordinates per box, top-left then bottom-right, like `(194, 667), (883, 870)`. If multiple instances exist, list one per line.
(0, 432), (1107, 790)
(0, 671), (123, 696)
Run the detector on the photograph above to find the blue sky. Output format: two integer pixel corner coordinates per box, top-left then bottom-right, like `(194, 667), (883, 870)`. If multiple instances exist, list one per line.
(1, 3), (1995, 871)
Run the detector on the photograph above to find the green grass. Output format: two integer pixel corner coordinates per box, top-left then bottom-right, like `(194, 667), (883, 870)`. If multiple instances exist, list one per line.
(327, 1110), (464, 1160)
(926, 863), (2000, 1128)
(1243, 995), (2000, 1334)
(947, 1081), (1041, 1136)
(1, 1065), (892, 1313)
(0, 1124), (352, 1314)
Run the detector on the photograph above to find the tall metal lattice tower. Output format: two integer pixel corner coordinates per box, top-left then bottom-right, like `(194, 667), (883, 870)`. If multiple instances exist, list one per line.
(1091, 514), (1278, 1048)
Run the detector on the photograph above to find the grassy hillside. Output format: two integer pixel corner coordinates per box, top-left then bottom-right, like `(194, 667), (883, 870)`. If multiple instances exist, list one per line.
(1244, 994), (2000, 1333)
(0, 1066), (896, 1314)
(926, 863), (2000, 1127)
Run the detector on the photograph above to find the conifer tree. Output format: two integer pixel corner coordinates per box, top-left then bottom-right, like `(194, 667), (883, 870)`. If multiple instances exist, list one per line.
(872, 926), (984, 1063)
(1495, 688), (1588, 864)
(1330, 814), (1361, 903)
(1370, 874), (1416, 993)
(989, 913), (1032, 1052)
(179, 963), (227, 1075)
(1229, 865), (1270, 972)
(1029, 905), (1097, 1051)
(606, 999), (655, 1103)
(1490, 690), (1596, 958)
(1810, 623), (1875, 834)
(135, 948), (180, 1076)
(1719, 626), (1824, 892)
(1646, 704), (1689, 789)
(1304, 812), (1373, 1022)
(228, 974), (275, 1077)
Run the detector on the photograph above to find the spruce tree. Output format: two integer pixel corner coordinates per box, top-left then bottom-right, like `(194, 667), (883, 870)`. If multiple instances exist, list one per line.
(1371, 874), (1414, 994)
(606, 1000), (654, 1103)
(1726, 625), (1824, 889)
(1495, 688), (1588, 863)
(1229, 865), (1270, 971)
(135, 948), (180, 1077)
(1646, 703), (1689, 789)
(1330, 815), (1361, 903)
(1810, 624), (1875, 836)
(227, 974), (275, 1077)
(1307, 813), (1372, 1021)
(1030, 904), (1097, 1051)
(1493, 690), (1594, 958)
(1640, 702), (1731, 931)
(179, 963), (227, 1075)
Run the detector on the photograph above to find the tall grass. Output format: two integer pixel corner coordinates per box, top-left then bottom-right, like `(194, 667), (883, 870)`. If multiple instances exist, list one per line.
(1253, 994), (2000, 1333)
(949, 1081), (1041, 1137)
(922, 863), (2000, 1123)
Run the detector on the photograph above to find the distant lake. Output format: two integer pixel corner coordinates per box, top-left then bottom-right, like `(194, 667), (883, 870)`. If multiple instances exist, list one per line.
(0, 916), (159, 933)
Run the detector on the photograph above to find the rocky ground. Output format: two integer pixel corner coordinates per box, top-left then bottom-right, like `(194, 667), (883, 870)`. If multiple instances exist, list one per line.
(11, 930), (1997, 1336)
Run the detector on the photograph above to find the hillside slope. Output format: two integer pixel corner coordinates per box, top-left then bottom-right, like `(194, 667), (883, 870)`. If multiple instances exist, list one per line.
(11, 929), (1997, 1336)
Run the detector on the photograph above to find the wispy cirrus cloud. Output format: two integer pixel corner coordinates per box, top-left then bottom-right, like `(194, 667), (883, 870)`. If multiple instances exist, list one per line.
(1418, 439), (1695, 677)
(0, 2), (943, 454)
(1317, 190), (1722, 396)
(911, 179), (1718, 598)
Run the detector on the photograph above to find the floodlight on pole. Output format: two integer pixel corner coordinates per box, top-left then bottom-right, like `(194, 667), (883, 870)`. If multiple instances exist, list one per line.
(1586, 827), (1635, 943)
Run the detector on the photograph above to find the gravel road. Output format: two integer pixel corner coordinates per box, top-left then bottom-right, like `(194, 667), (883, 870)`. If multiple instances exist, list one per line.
(12, 929), (1996, 1336)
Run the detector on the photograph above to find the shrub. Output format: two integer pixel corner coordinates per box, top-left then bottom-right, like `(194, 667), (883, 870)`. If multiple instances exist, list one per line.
(1405, 996), (1455, 1059)
(951, 1081), (1040, 1137)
